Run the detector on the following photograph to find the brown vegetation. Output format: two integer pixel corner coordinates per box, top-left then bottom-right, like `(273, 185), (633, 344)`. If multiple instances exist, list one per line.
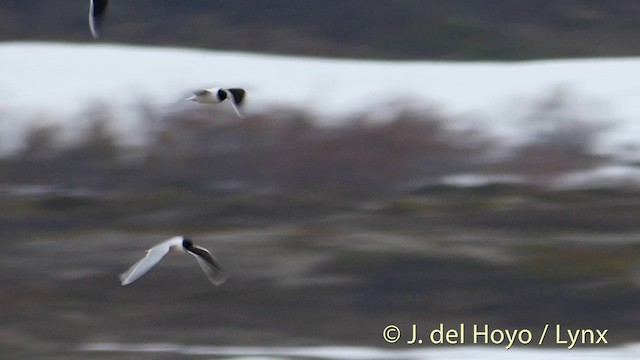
(1, 90), (611, 198)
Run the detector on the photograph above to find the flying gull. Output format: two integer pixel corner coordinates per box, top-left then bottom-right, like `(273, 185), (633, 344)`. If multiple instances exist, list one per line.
(89, 0), (110, 39)
(120, 236), (227, 286)
(187, 87), (247, 118)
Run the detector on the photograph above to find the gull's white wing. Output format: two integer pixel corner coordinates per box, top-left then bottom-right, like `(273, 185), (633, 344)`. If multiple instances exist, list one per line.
(120, 237), (183, 286)
(187, 245), (227, 285)
(229, 102), (245, 118)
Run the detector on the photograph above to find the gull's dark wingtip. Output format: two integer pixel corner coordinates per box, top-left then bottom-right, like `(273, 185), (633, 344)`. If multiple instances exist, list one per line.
(227, 88), (246, 106)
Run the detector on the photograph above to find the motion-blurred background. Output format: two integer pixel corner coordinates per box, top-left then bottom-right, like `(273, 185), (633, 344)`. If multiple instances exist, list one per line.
(2, 1), (640, 359)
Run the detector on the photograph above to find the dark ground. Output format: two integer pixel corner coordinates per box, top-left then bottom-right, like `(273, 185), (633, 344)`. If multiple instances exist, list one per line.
(2, 185), (640, 359)
(5, 0), (640, 60)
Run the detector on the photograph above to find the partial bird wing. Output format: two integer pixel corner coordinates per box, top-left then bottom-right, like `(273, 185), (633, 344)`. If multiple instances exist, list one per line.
(194, 89), (211, 97)
(227, 88), (246, 118)
(119, 236), (183, 286)
(187, 245), (227, 285)
(227, 88), (246, 106)
(89, 0), (110, 38)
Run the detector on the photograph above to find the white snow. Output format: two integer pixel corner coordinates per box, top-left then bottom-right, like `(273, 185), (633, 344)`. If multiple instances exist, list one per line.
(553, 165), (640, 190)
(1, 41), (639, 154)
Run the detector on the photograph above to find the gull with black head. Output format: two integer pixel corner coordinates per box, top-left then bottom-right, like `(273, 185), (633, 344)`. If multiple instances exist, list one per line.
(120, 236), (226, 286)
(187, 87), (247, 118)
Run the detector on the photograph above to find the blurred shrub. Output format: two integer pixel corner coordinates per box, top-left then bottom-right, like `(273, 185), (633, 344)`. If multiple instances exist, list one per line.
(137, 105), (490, 194)
(1, 91), (612, 196)
(19, 123), (63, 160)
(508, 88), (610, 183)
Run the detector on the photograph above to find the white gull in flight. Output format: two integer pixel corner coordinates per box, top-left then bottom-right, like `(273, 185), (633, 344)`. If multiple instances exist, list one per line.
(187, 87), (247, 118)
(120, 236), (227, 286)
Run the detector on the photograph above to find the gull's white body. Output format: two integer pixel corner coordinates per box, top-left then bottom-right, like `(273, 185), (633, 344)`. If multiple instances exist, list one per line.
(187, 87), (247, 118)
(120, 236), (226, 286)
(189, 89), (227, 104)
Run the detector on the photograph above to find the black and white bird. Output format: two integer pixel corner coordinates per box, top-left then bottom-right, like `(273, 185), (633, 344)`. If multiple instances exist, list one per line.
(120, 236), (227, 286)
(187, 87), (247, 118)
(89, 0), (110, 39)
